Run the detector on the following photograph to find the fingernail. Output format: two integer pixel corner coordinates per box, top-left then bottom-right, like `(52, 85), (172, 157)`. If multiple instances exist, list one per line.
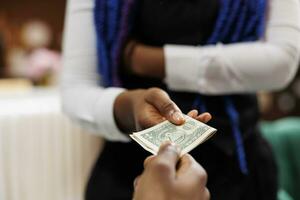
(162, 141), (180, 153)
(161, 141), (176, 150)
(173, 144), (181, 154)
(172, 111), (184, 122)
(204, 115), (211, 122)
(162, 140), (173, 146)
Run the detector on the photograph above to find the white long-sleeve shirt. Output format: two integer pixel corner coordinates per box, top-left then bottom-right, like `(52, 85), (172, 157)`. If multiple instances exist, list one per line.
(61, 0), (300, 141)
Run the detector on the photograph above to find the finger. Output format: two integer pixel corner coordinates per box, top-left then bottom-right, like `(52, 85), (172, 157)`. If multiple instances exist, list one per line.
(143, 155), (155, 168)
(156, 141), (180, 164)
(176, 154), (194, 175)
(204, 188), (211, 200)
(195, 112), (212, 123)
(136, 107), (166, 130)
(133, 175), (141, 188)
(145, 88), (185, 125)
(176, 154), (207, 185)
(187, 110), (198, 118)
(149, 141), (180, 177)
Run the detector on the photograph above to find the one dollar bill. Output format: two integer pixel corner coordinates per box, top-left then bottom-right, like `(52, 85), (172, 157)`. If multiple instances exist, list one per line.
(130, 115), (217, 156)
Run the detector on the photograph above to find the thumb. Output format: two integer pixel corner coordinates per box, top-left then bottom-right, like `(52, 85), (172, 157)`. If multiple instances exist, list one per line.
(145, 88), (185, 125)
(150, 141), (180, 177)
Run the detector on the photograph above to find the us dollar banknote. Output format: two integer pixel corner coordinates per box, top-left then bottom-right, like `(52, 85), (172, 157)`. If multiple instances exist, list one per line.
(130, 115), (217, 156)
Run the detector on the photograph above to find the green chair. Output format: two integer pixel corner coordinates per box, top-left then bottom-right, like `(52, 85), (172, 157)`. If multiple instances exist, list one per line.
(278, 189), (294, 200)
(260, 118), (300, 200)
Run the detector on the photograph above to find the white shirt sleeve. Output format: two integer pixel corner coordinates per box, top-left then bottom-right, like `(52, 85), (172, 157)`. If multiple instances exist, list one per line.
(61, 0), (129, 142)
(164, 0), (300, 94)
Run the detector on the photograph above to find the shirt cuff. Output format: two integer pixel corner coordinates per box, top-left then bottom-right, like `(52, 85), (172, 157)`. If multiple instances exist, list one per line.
(93, 87), (130, 142)
(164, 44), (216, 92)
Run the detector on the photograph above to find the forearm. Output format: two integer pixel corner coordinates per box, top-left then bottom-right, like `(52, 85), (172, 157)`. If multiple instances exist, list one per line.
(131, 44), (165, 79)
(60, 82), (129, 141)
(165, 0), (300, 94)
(165, 42), (300, 94)
(62, 0), (129, 141)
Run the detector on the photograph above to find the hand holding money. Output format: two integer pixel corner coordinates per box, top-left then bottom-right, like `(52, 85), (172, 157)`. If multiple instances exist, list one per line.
(133, 142), (210, 200)
(114, 87), (211, 134)
(130, 114), (217, 156)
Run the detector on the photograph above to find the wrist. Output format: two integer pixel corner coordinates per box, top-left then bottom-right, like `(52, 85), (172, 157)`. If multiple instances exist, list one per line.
(114, 89), (145, 133)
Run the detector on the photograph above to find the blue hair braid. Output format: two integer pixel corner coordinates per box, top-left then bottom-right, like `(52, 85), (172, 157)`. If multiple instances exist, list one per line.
(111, 0), (135, 86)
(94, 0), (111, 86)
(106, 0), (121, 47)
(94, 0), (135, 86)
(257, 0), (267, 38)
(219, 0), (242, 42)
(224, 96), (249, 174)
(194, 0), (267, 175)
(207, 0), (231, 44)
(231, 0), (248, 42)
(244, 1), (260, 38)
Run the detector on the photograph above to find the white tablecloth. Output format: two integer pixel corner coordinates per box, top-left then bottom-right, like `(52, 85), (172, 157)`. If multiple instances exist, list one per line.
(0, 88), (101, 200)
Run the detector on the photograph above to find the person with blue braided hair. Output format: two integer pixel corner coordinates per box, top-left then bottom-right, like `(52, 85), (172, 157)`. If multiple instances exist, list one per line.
(61, 0), (300, 199)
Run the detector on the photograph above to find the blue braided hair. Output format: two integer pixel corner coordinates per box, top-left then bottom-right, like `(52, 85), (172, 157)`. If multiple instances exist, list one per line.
(94, 0), (268, 175)
(194, 0), (267, 175)
(94, 0), (135, 86)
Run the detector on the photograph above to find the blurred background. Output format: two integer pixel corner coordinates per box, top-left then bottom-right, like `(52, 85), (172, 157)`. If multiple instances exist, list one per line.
(0, 0), (64, 84)
(0, 1), (101, 200)
(0, 0), (299, 200)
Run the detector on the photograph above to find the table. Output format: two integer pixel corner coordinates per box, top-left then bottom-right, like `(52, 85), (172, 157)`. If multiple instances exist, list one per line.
(0, 88), (101, 200)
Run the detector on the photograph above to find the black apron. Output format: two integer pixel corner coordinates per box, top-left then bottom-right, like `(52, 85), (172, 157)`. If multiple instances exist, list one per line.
(86, 0), (278, 199)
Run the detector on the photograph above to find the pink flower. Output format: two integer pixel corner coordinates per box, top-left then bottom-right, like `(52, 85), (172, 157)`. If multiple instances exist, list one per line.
(26, 48), (61, 81)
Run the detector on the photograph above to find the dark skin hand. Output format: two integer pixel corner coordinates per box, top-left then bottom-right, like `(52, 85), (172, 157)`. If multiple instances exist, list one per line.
(114, 87), (211, 133)
(133, 142), (210, 200)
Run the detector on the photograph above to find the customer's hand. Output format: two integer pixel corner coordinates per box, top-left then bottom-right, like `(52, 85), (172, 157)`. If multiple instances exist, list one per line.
(114, 87), (211, 133)
(133, 142), (210, 200)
